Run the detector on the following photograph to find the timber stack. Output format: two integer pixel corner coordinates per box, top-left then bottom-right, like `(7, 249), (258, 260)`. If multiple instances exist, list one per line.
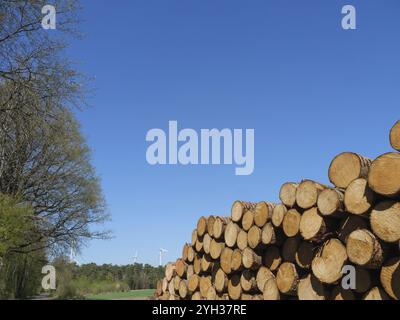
(155, 121), (400, 300)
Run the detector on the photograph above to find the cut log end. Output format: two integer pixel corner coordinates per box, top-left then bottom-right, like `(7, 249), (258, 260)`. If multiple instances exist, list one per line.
(279, 182), (298, 208)
(368, 152), (400, 197)
(389, 120), (400, 151)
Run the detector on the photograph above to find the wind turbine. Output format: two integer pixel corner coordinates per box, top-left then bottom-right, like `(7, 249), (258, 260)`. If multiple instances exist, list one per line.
(159, 248), (168, 266)
(133, 251), (138, 264)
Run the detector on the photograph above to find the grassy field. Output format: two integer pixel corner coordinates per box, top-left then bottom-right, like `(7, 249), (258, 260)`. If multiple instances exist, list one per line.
(86, 289), (155, 300)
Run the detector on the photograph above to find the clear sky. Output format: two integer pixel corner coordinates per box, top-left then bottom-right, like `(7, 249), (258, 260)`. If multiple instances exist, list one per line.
(67, 0), (400, 266)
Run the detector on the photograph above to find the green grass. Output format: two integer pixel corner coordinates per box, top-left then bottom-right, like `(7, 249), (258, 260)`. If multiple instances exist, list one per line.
(86, 289), (155, 300)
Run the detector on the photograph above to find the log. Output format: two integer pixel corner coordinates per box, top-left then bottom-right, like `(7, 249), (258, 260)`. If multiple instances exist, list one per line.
(201, 254), (214, 273)
(214, 269), (228, 293)
(261, 222), (281, 245)
(279, 182), (298, 208)
(191, 291), (202, 300)
(295, 241), (316, 269)
(240, 270), (257, 292)
(299, 207), (330, 242)
(272, 203), (287, 228)
(165, 263), (176, 281)
(188, 274), (200, 293)
(363, 287), (390, 300)
(296, 180), (327, 209)
(344, 178), (375, 215)
(297, 274), (326, 300)
(263, 277), (280, 300)
(283, 208), (302, 237)
(237, 229), (248, 251)
(173, 275), (181, 291)
(176, 259), (187, 278)
(254, 201), (275, 227)
(187, 265), (194, 279)
(207, 215), (216, 237)
(338, 215), (368, 244)
(224, 221), (240, 248)
(168, 279), (175, 295)
(206, 286), (217, 300)
(187, 246), (195, 263)
(197, 216), (207, 237)
(210, 238), (225, 260)
(276, 262), (299, 295)
(199, 276), (212, 298)
(263, 245), (282, 271)
(182, 243), (189, 262)
(169, 293), (179, 300)
(370, 200), (400, 243)
(220, 247), (233, 274)
(242, 210), (254, 231)
(213, 217), (229, 240)
(368, 152), (400, 197)
(179, 280), (188, 299)
(380, 257), (400, 300)
(282, 236), (301, 263)
(195, 235), (204, 253)
(390, 120), (400, 151)
(242, 247), (262, 270)
(329, 152), (372, 188)
(162, 278), (168, 293)
(231, 200), (256, 223)
(231, 249), (244, 272)
(346, 229), (384, 269)
(203, 233), (211, 255)
(227, 274), (242, 300)
(191, 229), (197, 246)
(256, 266), (274, 292)
(248, 225), (262, 249)
(317, 188), (344, 217)
(311, 238), (348, 284)
(194, 255), (202, 275)
(330, 286), (355, 300)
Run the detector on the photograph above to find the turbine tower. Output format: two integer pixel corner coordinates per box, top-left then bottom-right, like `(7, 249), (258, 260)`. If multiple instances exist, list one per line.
(133, 251), (138, 264)
(159, 248), (168, 266)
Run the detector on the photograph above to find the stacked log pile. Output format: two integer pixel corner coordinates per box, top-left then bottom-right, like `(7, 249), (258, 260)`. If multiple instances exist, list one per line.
(156, 121), (400, 300)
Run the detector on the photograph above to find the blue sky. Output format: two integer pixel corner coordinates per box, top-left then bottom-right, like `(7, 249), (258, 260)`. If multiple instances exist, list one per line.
(67, 0), (400, 265)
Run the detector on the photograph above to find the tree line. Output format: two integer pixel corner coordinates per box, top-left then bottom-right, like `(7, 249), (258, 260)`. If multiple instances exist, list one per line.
(0, 1), (109, 299)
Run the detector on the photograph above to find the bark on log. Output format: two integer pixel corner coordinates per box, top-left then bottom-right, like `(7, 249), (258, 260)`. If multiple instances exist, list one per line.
(370, 200), (400, 243)
(368, 152), (400, 197)
(329, 152), (372, 189)
(344, 178), (375, 215)
(279, 182), (298, 208)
